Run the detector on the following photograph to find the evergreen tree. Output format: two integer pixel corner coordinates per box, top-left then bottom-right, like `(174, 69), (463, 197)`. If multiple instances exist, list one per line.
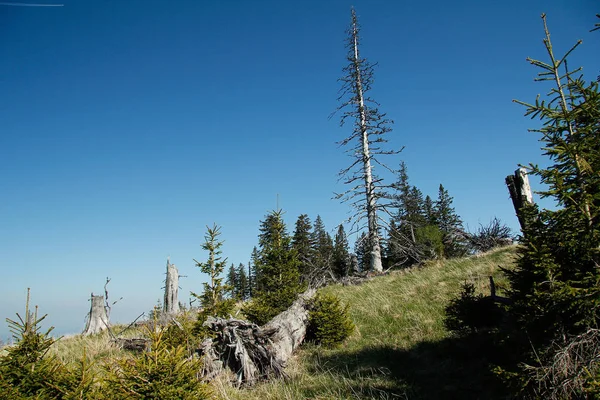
(354, 232), (370, 273)
(423, 195), (436, 225)
(292, 214), (315, 280)
(333, 224), (351, 278)
(243, 210), (304, 325)
(236, 263), (249, 301)
(249, 247), (260, 293)
(191, 224), (235, 326)
(333, 8), (399, 273)
(505, 15), (600, 347)
(387, 162), (429, 266)
(226, 263), (238, 300)
(434, 184), (468, 258)
(311, 215), (334, 281)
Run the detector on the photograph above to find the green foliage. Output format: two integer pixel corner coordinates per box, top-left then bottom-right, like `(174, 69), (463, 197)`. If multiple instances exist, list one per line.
(506, 14), (600, 347)
(444, 282), (503, 336)
(292, 214), (315, 280)
(434, 184), (468, 258)
(306, 292), (354, 348)
(103, 325), (210, 400)
(243, 209), (304, 325)
(160, 311), (201, 355)
(415, 224), (444, 260)
(310, 215), (334, 281)
(0, 290), (96, 399)
(191, 224), (235, 330)
(333, 224), (351, 278)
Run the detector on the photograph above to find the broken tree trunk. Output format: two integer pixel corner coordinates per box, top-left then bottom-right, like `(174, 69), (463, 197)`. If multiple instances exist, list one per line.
(163, 259), (180, 315)
(199, 288), (316, 385)
(505, 167), (534, 229)
(83, 293), (109, 335)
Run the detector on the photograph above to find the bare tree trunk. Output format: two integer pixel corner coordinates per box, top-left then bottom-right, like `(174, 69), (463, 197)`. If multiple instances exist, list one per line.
(163, 259), (180, 315)
(351, 14), (383, 273)
(506, 167), (534, 229)
(83, 293), (109, 335)
(199, 289), (316, 385)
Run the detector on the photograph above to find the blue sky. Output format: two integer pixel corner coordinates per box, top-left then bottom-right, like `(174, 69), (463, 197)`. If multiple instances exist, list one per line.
(0, 0), (598, 338)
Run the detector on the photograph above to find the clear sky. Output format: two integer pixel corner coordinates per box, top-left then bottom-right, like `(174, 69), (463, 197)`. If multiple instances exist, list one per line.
(1, 0), (598, 339)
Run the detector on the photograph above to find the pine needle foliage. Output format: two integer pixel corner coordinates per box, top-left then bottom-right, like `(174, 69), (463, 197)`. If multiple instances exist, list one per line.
(191, 224), (235, 329)
(306, 292), (355, 348)
(507, 13), (600, 345)
(243, 210), (304, 325)
(103, 324), (211, 400)
(0, 289), (97, 399)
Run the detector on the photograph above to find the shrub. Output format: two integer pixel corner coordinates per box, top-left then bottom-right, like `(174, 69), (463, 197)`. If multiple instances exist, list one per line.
(306, 292), (354, 348)
(468, 217), (512, 253)
(444, 282), (502, 336)
(103, 324), (211, 400)
(0, 290), (96, 399)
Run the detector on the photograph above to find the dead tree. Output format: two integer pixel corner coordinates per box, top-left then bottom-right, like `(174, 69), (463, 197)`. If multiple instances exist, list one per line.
(163, 258), (180, 315)
(333, 8), (400, 273)
(199, 288), (316, 385)
(505, 167), (534, 229)
(82, 293), (109, 335)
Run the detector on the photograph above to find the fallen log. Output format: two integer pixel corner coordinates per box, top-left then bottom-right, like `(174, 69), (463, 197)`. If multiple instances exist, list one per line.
(199, 288), (316, 385)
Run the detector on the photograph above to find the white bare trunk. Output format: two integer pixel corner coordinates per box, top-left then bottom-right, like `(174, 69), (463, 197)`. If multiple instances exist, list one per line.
(163, 260), (180, 315)
(506, 167), (534, 229)
(352, 17), (383, 273)
(83, 294), (109, 335)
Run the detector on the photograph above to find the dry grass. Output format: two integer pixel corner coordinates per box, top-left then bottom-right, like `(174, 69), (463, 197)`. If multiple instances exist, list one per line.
(217, 245), (518, 399)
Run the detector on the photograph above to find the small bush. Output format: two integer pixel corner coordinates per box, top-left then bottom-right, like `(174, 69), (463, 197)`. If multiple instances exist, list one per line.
(103, 325), (211, 400)
(243, 287), (300, 326)
(306, 292), (354, 348)
(468, 217), (512, 253)
(444, 282), (502, 336)
(0, 290), (96, 399)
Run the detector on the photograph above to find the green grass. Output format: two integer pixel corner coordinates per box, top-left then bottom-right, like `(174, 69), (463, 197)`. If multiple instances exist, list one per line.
(11, 246), (517, 399)
(217, 245), (517, 400)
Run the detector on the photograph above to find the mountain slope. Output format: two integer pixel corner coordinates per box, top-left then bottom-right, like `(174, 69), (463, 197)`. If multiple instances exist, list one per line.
(218, 245), (517, 399)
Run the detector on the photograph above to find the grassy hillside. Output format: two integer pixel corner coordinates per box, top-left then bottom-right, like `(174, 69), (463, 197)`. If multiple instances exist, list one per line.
(16, 246), (516, 399)
(217, 245), (517, 400)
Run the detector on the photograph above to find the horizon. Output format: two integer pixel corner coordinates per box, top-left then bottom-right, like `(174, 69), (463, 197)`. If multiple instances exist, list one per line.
(1, 0), (598, 339)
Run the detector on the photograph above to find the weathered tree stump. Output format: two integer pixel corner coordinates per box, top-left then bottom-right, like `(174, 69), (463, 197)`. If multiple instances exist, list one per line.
(199, 288), (316, 385)
(163, 259), (180, 315)
(505, 167), (534, 229)
(82, 293), (109, 335)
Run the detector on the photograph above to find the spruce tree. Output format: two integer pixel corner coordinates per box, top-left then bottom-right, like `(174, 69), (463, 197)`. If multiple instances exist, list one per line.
(226, 263), (238, 300)
(236, 263), (249, 301)
(292, 214), (315, 281)
(311, 215), (334, 281)
(434, 184), (468, 258)
(333, 8), (399, 273)
(191, 224), (235, 326)
(333, 224), (351, 278)
(506, 13), (600, 346)
(354, 232), (370, 273)
(243, 210), (304, 325)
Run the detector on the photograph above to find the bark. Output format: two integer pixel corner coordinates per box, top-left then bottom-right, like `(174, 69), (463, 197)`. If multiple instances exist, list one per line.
(505, 167), (534, 229)
(163, 259), (180, 315)
(199, 288), (316, 385)
(350, 15), (383, 273)
(83, 293), (109, 335)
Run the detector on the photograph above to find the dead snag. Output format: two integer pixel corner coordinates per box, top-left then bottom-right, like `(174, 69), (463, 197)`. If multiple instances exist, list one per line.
(505, 167), (534, 229)
(163, 259), (180, 315)
(83, 293), (109, 335)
